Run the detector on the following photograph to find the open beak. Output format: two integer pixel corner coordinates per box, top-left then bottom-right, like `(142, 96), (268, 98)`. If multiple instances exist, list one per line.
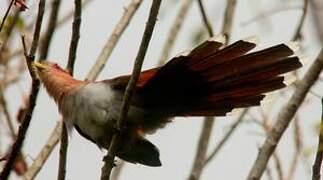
(32, 62), (47, 70)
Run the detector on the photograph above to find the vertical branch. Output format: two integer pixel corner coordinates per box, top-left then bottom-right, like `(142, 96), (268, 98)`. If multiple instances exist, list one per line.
(157, 0), (193, 65)
(66, 0), (82, 75)
(292, 0), (309, 41)
(188, 118), (214, 180)
(247, 48), (323, 180)
(0, 0), (47, 179)
(86, 0), (143, 80)
(57, 0), (82, 180)
(312, 98), (323, 180)
(39, 0), (62, 60)
(222, 0), (236, 43)
(100, 1), (162, 179)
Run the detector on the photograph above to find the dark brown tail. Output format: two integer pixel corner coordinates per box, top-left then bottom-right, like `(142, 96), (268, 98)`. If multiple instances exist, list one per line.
(139, 36), (302, 117)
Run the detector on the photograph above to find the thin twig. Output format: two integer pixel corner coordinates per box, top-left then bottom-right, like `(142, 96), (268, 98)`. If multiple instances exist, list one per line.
(273, 152), (284, 180)
(222, 0), (236, 44)
(22, 1), (142, 178)
(292, 0), (309, 41)
(0, 90), (16, 138)
(197, 0), (213, 36)
(0, 0), (15, 34)
(39, 0), (62, 60)
(157, 0), (193, 65)
(86, 0), (143, 80)
(188, 118), (214, 180)
(312, 98), (323, 180)
(247, 48), (323, 180)
(57, 0), (81, 179)
(100, 1), (161, 179)
(0, 0), (46, 178)
(204, 109), (248, 166)
(286, 117), (302, 180)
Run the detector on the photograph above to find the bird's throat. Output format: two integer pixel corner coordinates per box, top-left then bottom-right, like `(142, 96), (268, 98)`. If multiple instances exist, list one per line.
(40, 71), (86, 107)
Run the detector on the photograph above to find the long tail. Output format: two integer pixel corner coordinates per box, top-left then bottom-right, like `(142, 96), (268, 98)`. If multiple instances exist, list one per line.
(139, 36), (302, 117)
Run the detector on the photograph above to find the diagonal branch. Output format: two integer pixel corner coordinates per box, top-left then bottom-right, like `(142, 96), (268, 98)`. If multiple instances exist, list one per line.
(197, 0), (213, 36)
(100, 1), (162, 179)
(0, 0), (47, 179)
(0, 0), (15, 35)
(247, 48), (323, 180)
(292, 0), (309, 41)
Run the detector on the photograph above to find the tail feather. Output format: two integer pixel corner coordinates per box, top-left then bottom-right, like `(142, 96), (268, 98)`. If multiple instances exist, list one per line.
(137, 37), (302, 129)
(189, 40), (256, 70)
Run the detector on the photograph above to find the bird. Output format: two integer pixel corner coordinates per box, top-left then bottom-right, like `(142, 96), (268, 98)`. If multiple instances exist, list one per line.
(33, 35), (302, 167)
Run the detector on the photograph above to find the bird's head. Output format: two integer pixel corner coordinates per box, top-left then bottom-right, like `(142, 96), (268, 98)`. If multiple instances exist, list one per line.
(32, 61), (84, 104)
(32, 61), (70, 81)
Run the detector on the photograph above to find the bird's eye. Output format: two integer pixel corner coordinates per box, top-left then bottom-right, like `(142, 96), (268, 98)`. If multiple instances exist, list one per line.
(53, 63), (60, 69)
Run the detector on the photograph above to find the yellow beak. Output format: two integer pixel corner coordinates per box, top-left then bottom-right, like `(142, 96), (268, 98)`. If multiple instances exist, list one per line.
(33, 62), (47, 70)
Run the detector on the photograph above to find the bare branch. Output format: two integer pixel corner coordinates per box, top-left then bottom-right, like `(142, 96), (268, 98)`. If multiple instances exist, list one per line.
(66, 0), (82, 75)
(292, 0), (309, 41)
(0, 0), (47, 178)
(188, 118), (214, 180)
(312, 98), (323, 180)
(101, 1), (162, 179)
(197, 0), (213, 36)
(247, 48), (323, 180)
(86, 0), (143, 81)
(204, 109), (248, 166)
(39, 0), (62, 60)
(157, 0), (193, 65)
(222, 0), (236, 44)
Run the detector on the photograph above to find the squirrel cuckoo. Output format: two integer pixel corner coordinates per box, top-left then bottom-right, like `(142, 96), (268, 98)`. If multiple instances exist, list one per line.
(33, 36), (302, 167)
